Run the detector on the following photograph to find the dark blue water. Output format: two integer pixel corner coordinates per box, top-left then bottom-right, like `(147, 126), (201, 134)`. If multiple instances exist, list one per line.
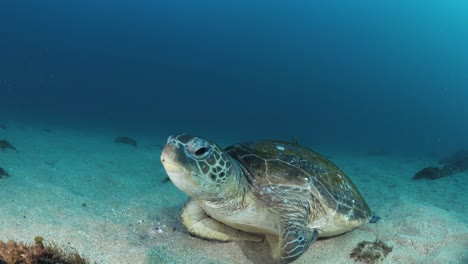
(1, 0), (467, 152)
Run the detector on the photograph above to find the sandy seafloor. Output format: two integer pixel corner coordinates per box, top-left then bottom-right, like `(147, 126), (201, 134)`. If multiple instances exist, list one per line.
(0, 121), (467, 264)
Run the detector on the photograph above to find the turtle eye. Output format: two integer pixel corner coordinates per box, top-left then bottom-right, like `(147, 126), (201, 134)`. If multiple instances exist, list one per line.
(194, 146), (210, 156)
(187, 137), (212, 159)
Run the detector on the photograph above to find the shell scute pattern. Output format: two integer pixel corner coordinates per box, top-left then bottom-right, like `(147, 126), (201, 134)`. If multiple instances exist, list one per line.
(226, 140), (369, 220)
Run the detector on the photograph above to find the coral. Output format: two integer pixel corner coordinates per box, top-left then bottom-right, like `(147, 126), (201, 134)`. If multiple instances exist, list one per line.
(0, 237), (91, 264)
(114, 137), (137, 147)
(349, 239), (392, 264)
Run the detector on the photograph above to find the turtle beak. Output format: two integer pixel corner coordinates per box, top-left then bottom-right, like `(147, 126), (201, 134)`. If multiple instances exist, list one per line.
(161, 138), (197, 195)
(161, 139), (177, 165)
(161, 136), (186, 173)
(161, 142), (184, 179)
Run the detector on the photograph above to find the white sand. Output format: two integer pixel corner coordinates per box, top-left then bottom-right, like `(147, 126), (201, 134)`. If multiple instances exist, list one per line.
(0, 122), (466, 264)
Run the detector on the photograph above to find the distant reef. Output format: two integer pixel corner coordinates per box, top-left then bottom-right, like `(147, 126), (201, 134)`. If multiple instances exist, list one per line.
(413, 149), (468, 180)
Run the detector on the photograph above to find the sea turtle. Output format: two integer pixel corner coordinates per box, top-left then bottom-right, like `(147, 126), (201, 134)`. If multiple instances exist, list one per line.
(161, 135), (371, 263)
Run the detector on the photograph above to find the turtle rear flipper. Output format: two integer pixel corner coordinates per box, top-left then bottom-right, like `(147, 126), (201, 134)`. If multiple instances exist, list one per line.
(181, 199), (262, 242)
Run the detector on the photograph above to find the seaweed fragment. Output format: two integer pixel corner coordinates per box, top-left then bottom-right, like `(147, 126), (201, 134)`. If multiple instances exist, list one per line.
(0, 140), (17, 152)
(350, 239), (392, 264)
(0, 237), (91, 264)
(114, 136), (137, 147)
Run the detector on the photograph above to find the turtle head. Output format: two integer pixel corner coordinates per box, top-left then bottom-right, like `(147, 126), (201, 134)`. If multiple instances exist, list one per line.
(161, 135), (236, 201)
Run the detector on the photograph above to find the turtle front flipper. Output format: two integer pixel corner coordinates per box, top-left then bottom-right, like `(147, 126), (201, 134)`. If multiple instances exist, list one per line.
(181, 199), (262, 242)
(267, 224), (318, 263)
(261, 185), (318, 263)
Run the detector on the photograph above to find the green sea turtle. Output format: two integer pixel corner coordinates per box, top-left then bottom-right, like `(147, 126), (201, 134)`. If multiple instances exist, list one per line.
(161, 135), (371, 263)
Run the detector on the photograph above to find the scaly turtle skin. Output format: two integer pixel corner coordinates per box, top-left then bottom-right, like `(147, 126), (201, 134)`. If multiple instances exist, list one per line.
(161, 135), (371, 263)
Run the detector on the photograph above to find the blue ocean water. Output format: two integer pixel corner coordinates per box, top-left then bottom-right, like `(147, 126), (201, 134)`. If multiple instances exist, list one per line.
(1, 2), (468, 263)
(1, 0), (467, 151)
